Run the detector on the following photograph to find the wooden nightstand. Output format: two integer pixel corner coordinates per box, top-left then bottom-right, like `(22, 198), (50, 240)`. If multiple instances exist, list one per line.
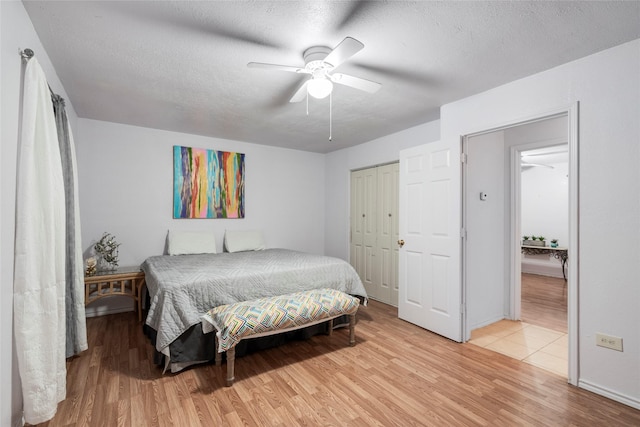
(84, 266), (146, 321)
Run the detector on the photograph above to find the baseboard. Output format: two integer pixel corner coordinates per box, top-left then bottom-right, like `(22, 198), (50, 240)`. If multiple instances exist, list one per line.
(85, 305), (135, 318)
(521, 259), (564, 279)
(578, 379), (640, 410)
(470, 314), (506, 332)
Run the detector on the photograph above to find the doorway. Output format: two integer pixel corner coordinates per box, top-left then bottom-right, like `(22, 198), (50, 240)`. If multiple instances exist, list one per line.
(519, 143), (569, 333)
(462, 109), (578, 384)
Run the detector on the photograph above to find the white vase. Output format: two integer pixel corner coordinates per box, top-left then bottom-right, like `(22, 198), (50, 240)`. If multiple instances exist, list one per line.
(97, 255), (117, 272)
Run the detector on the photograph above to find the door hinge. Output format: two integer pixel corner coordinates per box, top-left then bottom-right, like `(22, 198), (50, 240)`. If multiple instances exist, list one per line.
(461, 303), (466, 315)
(460, 152), (467, 164)
(460, 228), (467, 239)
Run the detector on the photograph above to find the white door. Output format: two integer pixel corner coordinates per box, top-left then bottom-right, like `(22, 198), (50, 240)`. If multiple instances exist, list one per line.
(399, 142), (461, 341)
(350, 168), (377, 299)
(377, 163), (400, 306)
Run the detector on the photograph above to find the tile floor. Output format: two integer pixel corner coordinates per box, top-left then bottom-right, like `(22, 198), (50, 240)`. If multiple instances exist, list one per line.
(469, 319), (567, 377)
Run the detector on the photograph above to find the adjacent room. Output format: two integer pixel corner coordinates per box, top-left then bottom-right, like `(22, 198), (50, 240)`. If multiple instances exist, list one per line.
(467, 116), (570, 377)
(2, 1), (640, 426)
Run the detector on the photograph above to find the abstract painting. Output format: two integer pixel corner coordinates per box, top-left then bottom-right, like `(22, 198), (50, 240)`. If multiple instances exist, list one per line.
(173, 145), (245, 219)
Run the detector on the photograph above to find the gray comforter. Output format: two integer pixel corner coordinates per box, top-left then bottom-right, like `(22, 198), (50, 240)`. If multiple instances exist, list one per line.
(142, 249), (367, 355)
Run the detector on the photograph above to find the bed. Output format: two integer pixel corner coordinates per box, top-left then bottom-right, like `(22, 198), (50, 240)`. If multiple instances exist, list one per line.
(141, 247), (367, 372)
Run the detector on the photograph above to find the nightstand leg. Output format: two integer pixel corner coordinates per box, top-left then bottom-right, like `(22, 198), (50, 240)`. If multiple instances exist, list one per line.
(137, 278), (146, 322)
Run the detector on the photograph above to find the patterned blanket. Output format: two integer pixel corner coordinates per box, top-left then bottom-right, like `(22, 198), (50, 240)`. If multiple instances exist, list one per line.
(142, 249), (367, 355)
(202, 289), (360, 352)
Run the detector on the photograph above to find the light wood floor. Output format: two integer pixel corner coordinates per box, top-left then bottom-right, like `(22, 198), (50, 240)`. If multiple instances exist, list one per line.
(521, 273), (567, 333)
(31, 300), (640, 426)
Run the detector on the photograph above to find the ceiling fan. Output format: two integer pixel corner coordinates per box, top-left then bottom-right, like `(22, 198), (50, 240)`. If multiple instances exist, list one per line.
(247, 37), (382, 103)
(521, 162), (555, 169)
(522, 149), (568, 157)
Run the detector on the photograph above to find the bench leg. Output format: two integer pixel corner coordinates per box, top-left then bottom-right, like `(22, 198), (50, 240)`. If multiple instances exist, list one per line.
(327, 319), (333, 336)
(349, 314), (356, 346)
(225, 347), (235, 387)
(214, 335), (222, 366)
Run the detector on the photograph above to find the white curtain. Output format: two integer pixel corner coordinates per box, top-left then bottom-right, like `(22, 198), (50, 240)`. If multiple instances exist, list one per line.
(14, 57), (67, 424)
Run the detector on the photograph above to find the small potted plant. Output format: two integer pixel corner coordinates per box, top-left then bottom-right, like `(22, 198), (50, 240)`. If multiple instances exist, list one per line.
(94, 232), (121, 271)
(522, 235), (531, 245)
(550, 238), (558, 248)
(526, 235), (546, 247)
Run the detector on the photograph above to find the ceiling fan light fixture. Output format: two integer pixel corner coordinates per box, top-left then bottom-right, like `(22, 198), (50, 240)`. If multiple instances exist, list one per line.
(307, 77), (333, 99)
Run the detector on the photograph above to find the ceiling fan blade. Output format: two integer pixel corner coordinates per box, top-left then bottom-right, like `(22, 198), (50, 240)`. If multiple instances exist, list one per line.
(351, 62), (436, 86)
(109, 3), (282, 49)
(522, 149), (568, 157)
(323, 37), (364, 69)
(330, 73), (381, 93)
(247, 62), (309, 73)
(289, 80), (309, 103)
(521, 162), (555, 169)
(335, 1), (373, 31)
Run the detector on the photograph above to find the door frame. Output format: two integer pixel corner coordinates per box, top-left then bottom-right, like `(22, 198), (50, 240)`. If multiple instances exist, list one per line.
(461, 103), (579, 385)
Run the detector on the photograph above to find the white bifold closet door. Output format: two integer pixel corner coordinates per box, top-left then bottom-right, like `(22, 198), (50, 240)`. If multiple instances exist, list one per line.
(350, 163), (399, 306)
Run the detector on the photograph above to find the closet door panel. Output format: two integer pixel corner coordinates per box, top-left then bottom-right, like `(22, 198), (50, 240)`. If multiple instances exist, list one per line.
(377, 164), (395, 304)
(362, 168), (377, 298)
(391, 163), (400, 306)
(351, 168), (377, 299)
(351, 164), (399, 305)
(350, 170), (365, 279)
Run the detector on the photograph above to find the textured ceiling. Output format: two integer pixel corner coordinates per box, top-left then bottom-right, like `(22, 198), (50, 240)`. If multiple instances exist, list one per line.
(23, 1), (640, 153)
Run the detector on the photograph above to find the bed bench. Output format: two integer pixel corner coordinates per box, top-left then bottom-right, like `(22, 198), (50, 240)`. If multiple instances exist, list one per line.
(202, 288), (360, 386)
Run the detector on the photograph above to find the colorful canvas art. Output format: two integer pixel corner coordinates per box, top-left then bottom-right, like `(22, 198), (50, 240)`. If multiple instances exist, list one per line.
(173, 146), (245, 219)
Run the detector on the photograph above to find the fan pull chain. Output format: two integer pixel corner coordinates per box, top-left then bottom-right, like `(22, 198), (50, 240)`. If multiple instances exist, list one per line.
(329, 91), (332, 141)
(306, 91), (309, 116)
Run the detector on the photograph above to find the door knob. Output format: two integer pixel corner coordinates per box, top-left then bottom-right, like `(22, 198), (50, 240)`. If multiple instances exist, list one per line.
(398, 239), (405, 248)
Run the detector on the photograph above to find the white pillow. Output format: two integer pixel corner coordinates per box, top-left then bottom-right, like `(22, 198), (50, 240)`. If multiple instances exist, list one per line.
(224, 230), (266, 253)
(167, 230), (217, 255)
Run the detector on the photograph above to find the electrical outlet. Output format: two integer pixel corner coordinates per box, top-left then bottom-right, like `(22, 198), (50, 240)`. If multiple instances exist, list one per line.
(595, 333), (623, 351)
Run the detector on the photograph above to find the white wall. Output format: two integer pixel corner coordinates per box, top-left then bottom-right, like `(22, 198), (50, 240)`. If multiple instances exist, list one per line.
(465, 131), (507, 330)
(324, 120), (440, 260)
(1, 2), (79, 425)
(521, 160), (568, 278)
(521, 162), (569, 245)
(442, 39), (640, 408)
(77, 119), (326, 315)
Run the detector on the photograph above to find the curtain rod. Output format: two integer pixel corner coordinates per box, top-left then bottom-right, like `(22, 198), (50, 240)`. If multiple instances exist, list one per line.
(19, 48), (59, 99)
(20, 48), (35, 60)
